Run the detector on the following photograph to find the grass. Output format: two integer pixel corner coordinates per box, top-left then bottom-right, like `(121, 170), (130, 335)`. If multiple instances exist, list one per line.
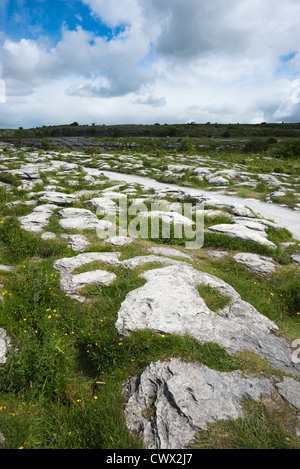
(193, 398), (299, 449)
(0, 140), (299, 449)
(197, 284), (231, 313)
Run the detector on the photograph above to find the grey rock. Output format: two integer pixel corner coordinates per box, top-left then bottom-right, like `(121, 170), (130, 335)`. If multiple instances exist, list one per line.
(120, 255), (181, 270)
(19, 204), (57, 232)
(207, 175), (229, 186)
(41, 231), (56, 240)
(270, 190), (286, 198)
(104, 236), (133, 246)
(116, 264), (299, 376)
(60, 234), (90, 252)
(205, 250), (229, 259)
(0, 265), (14, 272)
(233, 253), (276, 275)
(203, 209), (233, 219)
(85, 197), (118, 215)
(258, 174), (281, 186)
(291, 254), (300, 264)
(58, 207), (112, 231)
(140, 210), (195, 226)
(124, 358), (273, 449)
(39, 191), (78, 205)
(54, 251), (121, 275)
(276, 377), (300, 410)
(205, 223), (276, 248)
(53, 251), (121, 301)
(0, 328), (9, 364)
(148, 246), (192, 259)
(65, 269), (117, 298)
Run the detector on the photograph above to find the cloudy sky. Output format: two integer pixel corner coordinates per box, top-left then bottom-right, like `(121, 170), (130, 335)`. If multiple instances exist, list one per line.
(0, 0), (300, 128)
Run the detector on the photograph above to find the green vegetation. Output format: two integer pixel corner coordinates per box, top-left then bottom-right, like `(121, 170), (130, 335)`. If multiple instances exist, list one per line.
(0, 132), (299, 450)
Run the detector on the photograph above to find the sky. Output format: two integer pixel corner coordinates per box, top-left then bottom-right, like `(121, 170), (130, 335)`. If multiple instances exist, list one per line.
(0, 0), (300, 128)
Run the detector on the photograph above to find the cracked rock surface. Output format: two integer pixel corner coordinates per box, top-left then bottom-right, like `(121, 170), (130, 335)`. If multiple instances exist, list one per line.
(116, 263), (299, 377)
(124, 358), (274, 449)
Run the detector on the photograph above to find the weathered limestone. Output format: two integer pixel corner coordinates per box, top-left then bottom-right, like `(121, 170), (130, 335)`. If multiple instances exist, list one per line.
(19, 204), (58, 232)
(41, 231), (56, 240)
(233, 253), (276, 275)
(140, 210), (195, 226)
(275, 377), (300, 410)
(58, 207), (112, 231)
(148, 246), (192, 259)
(0, 329), (9, 364)
(85, 197), (118, 215)
(116, 263), (299, 376)
(65, 269), (117, 298)
(205, 222), (276, 248)
(291, 254), (300, 264)
(39, 191), (78, 205)
(207, 175), (229, 186)
(124, 358), (274, 449)
(120, 255), (181, 270)
(53, 252), (121, 301)
(0, 265), (14, 272)
(104, 236), (133, 246)
(60, 234), (90, 252)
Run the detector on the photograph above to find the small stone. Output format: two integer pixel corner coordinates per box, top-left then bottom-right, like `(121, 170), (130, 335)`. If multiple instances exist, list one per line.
(207, 176), (229, 186)
(291, 254), (300, 264)
(148, 246), (192, 259)
(276, 377), (300, 410)
(0, 328), (9, 364)
(58, 207), (112, 231)
(233, 253), (276, 275)
(60, 234), (90, 252)
(104, 236), (133, 246)
(41, 231), (56, 240)
(39, 191), (77, 205)
(0, 265), (14, 272)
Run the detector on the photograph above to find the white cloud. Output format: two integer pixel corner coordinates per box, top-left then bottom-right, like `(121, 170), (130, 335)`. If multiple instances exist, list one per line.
(133, 95), (166, 108)
(1, 0), (300, 127)
(81, 0), (143, 28)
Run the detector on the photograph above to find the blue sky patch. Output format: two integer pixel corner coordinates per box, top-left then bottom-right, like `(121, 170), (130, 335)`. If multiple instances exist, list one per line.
(0, 0), (119, 43)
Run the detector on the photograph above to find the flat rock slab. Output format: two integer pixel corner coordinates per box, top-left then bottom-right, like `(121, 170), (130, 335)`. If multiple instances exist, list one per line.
(85, 197), (118, 215)
(39, 191), (78, 205)
(60, 234), (90, 252)
(124, 358), (273, 449)
(275, 377), (300, 410)
(0, 329), (9, 364)
(58, 207), (112, 231)
(104, 236), (133, 246)
(120, 255), (181, 270)
(53, 252), (121, 301)
(19, 204), (58, 232)
(148, 246), (192, 259)
(41, 231), (56, 240)
(291, 254), (300, 264)
(116, 263), (299, 376)
(205, 250), (229, 259)
(233, 252), (276, 275)
(205, 223), (276, 248)
(67, 270), (117, 296)
(207, 175), (229, 186)
(0, 265), (14, 272)
(54, 252), (121, 275)
(140, 210), (195, 226)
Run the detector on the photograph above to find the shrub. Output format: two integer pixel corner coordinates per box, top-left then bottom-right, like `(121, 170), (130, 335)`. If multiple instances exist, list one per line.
(178, 137), (195, 152)
(243, 138), (270, 153)
(273, 140), (300, 160)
